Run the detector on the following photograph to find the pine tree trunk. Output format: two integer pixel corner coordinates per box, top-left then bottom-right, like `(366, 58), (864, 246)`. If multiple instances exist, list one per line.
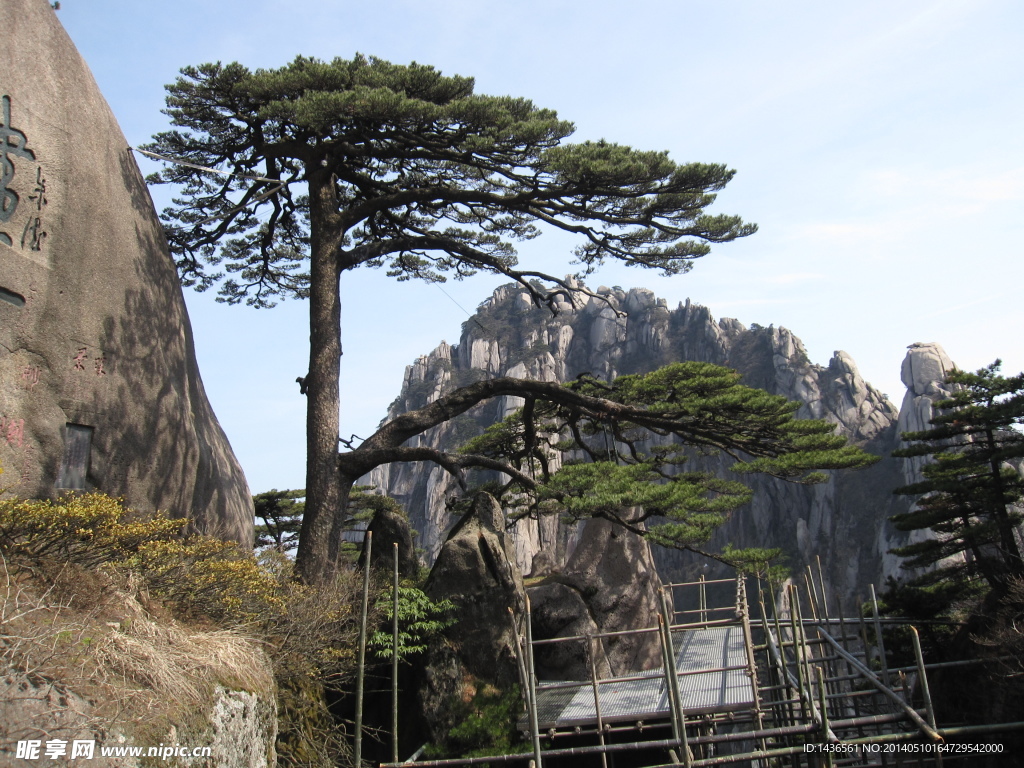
(296, 172), (345, 585)
(985, 429), (1024, 584)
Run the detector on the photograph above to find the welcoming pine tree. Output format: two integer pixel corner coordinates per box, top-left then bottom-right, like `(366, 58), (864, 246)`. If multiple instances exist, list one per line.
(144, 55), (756, 583)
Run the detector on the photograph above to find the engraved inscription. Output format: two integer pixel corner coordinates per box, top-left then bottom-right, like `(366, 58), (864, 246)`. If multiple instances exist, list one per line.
(0, 94), (37, 248)
(67, 344), (113, 400)
(18, 444), (35, 489)
(0, 415), (26, 448)
(21, 166), (47, 250)
(21, 364), (42, 390)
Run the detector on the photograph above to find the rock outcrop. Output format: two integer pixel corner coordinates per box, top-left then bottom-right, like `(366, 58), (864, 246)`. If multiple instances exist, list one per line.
(358, 505), (420, 580)
(529, 511), (664, 679)
(415, 493), (526, 743)
(367, 283), (966, 607)
(0, 671), (277, 768)
(0, 0), (251, 540)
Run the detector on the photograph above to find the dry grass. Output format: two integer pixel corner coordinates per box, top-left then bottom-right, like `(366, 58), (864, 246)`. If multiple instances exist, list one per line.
(94, 592), (273, 703)
(0, 553), (273, 745)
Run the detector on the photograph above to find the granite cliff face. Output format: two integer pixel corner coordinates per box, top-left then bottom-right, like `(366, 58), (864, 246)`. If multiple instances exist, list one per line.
(367, 284), (949, 604)
(0, 0), (252, 540)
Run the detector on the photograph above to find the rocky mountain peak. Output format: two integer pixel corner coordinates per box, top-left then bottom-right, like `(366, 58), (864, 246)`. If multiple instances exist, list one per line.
(367, 282), (951, 605)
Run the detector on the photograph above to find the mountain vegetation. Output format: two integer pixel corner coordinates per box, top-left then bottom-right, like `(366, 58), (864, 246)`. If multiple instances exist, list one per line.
(0, 488), (367, 767)
(892, 360), (1024, 605)
(885, 361), (1024, 745)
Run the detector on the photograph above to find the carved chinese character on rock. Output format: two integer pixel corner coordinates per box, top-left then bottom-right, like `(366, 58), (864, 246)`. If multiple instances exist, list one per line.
(1, 416), (25, 449)
(19, 445), (35, 489)
(0, 94), (37, 248)
(21, 364), (41, 389)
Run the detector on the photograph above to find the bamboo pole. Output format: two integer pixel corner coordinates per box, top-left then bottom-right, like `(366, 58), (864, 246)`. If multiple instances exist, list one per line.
(816, 668), (833, 768)
(804, 570), (820, 622)
(587, 635), (609, 768)
(508, 608), (530, 709)
(392, 542), (400, 764)
(790, 585), (814, 719)
(815, 556), (831, 626)
(837, 597), (866, 733)
(736, 577), (766, 756)
(524, 595), (543, 768)
(870, 584), (891, 689)
(759, 589), (789, 739)
(699, 575), (707, 624)
(659, 588), (691, 767)
(910, 626), (943, 767)
(354, 531), (373, 768)
(815, 626), (943, 742)
(769, 583), (798, 730)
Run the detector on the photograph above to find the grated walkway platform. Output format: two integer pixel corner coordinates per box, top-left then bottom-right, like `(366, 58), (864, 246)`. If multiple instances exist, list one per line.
(532, 625), (755, 729)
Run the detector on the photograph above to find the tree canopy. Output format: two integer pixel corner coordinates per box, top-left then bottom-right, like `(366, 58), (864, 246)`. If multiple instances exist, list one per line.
(144, 54), (757, 583)
(892, 361), (1024, 602)
(253, 488), (305, 553)
(146, 55), (755, 307)
(313, 362), (877, 582)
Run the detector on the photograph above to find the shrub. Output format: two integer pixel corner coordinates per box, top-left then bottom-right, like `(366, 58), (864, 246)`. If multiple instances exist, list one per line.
(125, 537), (285, 624)
(369, 585), (454, 661)
(0, 492), (184, 567)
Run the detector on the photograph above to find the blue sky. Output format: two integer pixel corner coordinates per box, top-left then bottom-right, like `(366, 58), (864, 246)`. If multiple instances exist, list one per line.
(57, 0), (1024, 494)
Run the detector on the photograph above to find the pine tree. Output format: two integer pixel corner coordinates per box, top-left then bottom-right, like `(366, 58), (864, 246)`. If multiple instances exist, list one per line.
(892, 361), (1024, 601)
(143, 55), (756, 583)
(329, 362), (878, 577)
(253, 488), (305, 553)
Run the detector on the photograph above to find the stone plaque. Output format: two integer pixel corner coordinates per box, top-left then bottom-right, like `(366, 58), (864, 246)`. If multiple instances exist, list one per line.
(56, 423), (93, 490)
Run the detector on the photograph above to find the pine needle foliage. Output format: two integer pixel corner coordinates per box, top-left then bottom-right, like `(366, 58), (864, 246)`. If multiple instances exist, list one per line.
(254, 488), (305, 553)
(457, 361), (878, 573)
(892, 360), (1024, 600)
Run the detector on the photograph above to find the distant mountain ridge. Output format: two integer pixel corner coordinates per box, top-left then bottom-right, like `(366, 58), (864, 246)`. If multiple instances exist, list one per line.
(367, 282), (951, 603)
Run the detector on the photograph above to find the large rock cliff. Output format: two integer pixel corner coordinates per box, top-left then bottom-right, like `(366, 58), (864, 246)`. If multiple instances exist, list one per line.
(367, 283), (948, 605)
(0, 0), (252, 540)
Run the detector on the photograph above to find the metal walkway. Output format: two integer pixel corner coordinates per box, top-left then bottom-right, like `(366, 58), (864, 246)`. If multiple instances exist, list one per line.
(533, 626), (754, 729)
(381, 570), (1024, 768)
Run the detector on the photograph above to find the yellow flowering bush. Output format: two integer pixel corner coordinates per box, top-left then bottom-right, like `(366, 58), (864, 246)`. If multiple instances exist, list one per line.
(0, 492), (185, 567)
(126, 537), (286, 624)
(0, 493), (282, 624)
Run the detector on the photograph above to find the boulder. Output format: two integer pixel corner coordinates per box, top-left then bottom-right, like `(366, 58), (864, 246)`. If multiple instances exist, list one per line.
(527, 580), (610, 680)
(0, 671), (277, 768)
(358, 504), (420, 579)
(423, 492), (525, 686)
(0, 0), (251, 540)
(526, 513), (664, 679)
(416, 493), (526, 742)
(559, 514), (664, 674)
(527, 549), (557, 578)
